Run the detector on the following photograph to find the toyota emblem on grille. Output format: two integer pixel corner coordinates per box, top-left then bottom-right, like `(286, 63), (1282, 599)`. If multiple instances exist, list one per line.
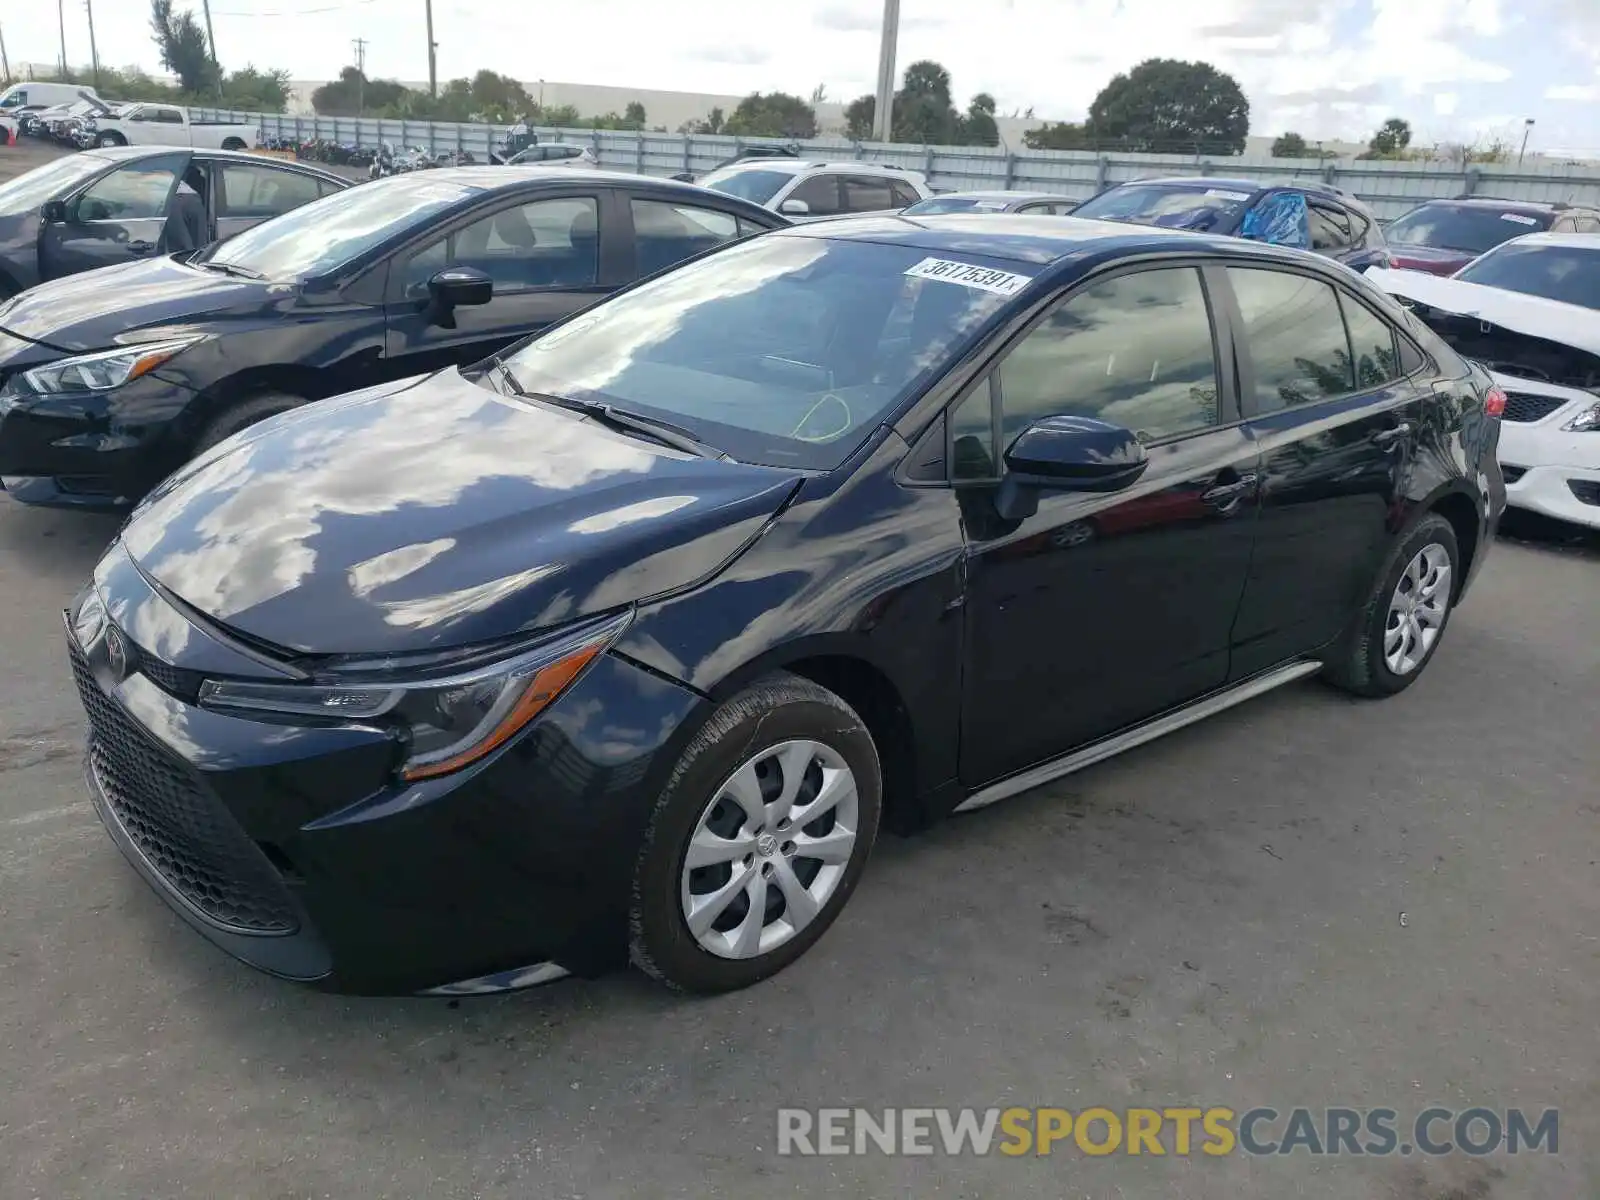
(104, 626), (129, 681)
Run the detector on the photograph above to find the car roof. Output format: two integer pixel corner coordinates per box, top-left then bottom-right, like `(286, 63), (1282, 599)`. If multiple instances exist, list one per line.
(919, 190), (1076, 203)
(1114, 175), (1374, 213)
(353, 165), (787, 220)
(778, 211), (1317, 266)
(1498, 230), (1600, 250)
(1423, 196), (1580, 214)
(78, 144), (350, 183)
(709, 158), (920, 179)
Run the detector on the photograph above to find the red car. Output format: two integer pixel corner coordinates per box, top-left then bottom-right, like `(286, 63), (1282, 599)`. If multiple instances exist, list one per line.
(1384, 197), (1600, 276)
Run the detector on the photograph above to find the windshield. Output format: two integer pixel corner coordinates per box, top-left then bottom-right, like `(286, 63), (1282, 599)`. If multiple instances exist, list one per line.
(1455, 242), (1600, 310)
(203, 176), (482, 280)
(502, 234), (1025, 469)
(0, 153), (108, 215)
(1070, 182), (1253, 231)
(699, 168), (790, 205)
(1386, 204), (1551, 254)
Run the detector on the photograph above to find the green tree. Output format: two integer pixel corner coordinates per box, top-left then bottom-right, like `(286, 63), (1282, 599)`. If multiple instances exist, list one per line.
(1271, 131), (1309, 158)
(1367, 116), (1412, 157)
(959, 92), (999, 147)
(539, 103), (582, 128)
(724, 91), (818, 139)
(311, 67), (411, 116)
(1084, 58), (1250, 153)
(1022, 120), (1089, 150)
(149, 0), (216, 94)
(222, 66), (291, 111)
(623, 101), (647, 129)
(845, 94), (875, 140)
(893, 58), (956, 143)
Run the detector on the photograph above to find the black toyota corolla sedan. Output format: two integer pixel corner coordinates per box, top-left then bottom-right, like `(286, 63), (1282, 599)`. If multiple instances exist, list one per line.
(0, 167), (786, 508)
(66, 215), (1505, 996)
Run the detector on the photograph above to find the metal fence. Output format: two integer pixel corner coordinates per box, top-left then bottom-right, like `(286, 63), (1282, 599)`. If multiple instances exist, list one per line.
(206, 109), (1600, 221)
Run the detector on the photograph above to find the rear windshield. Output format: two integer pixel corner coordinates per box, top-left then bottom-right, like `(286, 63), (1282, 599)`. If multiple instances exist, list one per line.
(904, 197), (992, 215)
(1070, 182), (1253, 231)
(699, 168), (790, 205)
(503, 233), (1024, 469)
(1385, 204), (1552, 254)
(1455, 242), (1600, 310)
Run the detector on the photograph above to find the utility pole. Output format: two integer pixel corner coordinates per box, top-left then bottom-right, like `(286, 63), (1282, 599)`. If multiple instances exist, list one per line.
(84, 0), (100, 91)
(425, 0), (437, 97)
(0, 20), (11, 84)
(870, 0), (899, 143)
(200, 0), (222, 100)
(1517, 118), (1535, 167)
(57, 0), (68, 80)
(352, 38), (367, 115)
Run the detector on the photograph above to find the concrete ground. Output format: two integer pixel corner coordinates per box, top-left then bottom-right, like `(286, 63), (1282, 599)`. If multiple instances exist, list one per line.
(2, 140), (1599, 1199)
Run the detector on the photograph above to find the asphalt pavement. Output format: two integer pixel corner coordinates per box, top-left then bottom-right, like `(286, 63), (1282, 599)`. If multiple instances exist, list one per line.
(1, 140), (1598, 1199)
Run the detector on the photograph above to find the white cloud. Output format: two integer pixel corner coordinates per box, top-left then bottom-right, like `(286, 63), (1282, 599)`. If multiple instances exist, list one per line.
(1433, 92), (1459, 115)
(1546, 84), (1600, 101)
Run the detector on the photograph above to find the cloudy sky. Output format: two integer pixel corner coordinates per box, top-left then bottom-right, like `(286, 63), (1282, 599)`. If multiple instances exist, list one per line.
(8, 0), (1600, 150)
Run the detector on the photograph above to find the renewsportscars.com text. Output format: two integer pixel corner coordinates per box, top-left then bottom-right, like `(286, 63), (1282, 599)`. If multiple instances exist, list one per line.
(776, 1106), (1559, 1157)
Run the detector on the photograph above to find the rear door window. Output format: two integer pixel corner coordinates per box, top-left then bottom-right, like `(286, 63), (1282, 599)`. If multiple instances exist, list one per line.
(841, 175), (895, 213)
(632, 198), (741, 275)
(1227, 267), (1353, 410)
(788, 174), (842, 216)
(1309, 204), (1355, 252)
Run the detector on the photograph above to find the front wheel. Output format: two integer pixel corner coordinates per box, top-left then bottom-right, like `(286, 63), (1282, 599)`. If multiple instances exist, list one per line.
(1323, 513), (1460, 697)
(630, 672), (882, 993)
(193, 391), (305, 455)
(94, 131), (125, 148)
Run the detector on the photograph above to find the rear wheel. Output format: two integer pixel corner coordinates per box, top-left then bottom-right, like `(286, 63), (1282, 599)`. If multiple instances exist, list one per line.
(94, 131), (125, 149)
(193, 391), (305, 455)
(630, 672), (881, 993)
(221, 137), (246, 151)
(1323, 513), (1460, 697)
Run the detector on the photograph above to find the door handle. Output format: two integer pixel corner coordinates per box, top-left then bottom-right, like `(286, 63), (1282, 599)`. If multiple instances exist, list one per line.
(1201, 472), (1258, 505)
(1372, 422), (1412, 446)
(128, 240), (156, 254)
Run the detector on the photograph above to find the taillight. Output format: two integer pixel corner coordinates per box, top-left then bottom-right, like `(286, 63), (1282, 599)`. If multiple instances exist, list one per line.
(1484, 387), (1506, 418)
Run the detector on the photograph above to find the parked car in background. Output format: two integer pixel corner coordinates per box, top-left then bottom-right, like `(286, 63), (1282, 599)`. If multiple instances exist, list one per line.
(504, 143), (597, 168)
(1069, 176), (1392, 271)
(1381, 198), (1600, 276)
(59, 215), (1502, 996)
(17, 98), (99, 140)
(82, 101), (258, 151)
(902, 190), (1080, 216)
(696, 159), (931, 220)
(0, 168), (787, 508)
(0, 81), (99, 116)
(1369, 232), (1600, 530)
(0, 146), (348, 301)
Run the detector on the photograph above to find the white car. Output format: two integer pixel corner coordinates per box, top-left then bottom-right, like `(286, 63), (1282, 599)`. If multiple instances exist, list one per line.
(695, 159), (930, 221)
(80, 101), (258, 151)
(1368, 232), (1600, 530)
(504, 143), (598, 168)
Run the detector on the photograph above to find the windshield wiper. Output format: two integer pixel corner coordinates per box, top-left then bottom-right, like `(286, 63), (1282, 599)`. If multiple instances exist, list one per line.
(194, 259), (264, 280)
(526, 389), (725, 459)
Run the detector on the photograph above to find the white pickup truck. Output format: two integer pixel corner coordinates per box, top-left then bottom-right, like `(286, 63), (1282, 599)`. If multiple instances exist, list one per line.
(80, 100), (258, 151)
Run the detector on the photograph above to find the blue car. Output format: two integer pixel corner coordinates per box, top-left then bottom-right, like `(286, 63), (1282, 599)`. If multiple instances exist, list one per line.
(1070, 176), (1392, 271)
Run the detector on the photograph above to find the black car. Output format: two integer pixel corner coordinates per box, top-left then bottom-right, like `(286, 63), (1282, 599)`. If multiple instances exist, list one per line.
(902, 190), (1080, 216)
(1382, 197), (1600, 277)
(0, 167), (787, 508)
(1070, 176), (1391, 271)
(65, 214), (1504, 996)
(0, 146), (349, 302)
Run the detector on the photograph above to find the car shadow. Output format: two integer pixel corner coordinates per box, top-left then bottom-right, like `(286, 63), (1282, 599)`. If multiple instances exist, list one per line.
(1498, 510), (1600, 560)
(0, 496), (123, 589)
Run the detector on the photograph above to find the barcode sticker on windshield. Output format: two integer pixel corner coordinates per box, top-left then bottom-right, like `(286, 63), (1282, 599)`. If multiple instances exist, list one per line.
(1499, 212), (1538, 225)
(904, 257), (1033, 296)
(1205, 189), (1252, 201)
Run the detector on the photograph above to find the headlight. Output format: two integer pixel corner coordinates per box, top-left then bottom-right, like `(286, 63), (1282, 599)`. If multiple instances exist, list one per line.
(1562, 402), (1600, 433)
(21, 336), (205, 395)
(198, 610), (631, 781)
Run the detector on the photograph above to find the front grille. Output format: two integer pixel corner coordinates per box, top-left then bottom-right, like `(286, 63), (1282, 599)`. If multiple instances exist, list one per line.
(1501, 464), (1527, 484)
(1570, 480), (1600, 508)
(1502, 392), (1566, 424)
(136, 656), (206, 704)
(69, 636), (299, 935)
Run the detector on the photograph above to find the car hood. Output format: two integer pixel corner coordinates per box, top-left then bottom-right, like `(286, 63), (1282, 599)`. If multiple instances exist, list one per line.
(119, 368), (802, 656)
(0, 255), (270, 354)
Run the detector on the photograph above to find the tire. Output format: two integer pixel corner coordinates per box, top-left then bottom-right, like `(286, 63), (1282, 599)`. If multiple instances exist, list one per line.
(630, 672), (882, 993)
(1322, 513), (1460, 698)
(94, 131), (125, 149)
(193, 392), (304, 455)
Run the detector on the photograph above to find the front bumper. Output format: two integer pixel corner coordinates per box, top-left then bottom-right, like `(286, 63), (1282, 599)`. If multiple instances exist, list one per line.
(66, 547), (707, 994)
(1493, 376), (1600, 530)
(0, 372), (199, 509)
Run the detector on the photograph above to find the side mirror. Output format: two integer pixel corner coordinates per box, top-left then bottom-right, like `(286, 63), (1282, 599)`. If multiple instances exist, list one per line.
(779, 198), (810, 216)
(425, 266), (493, 328)
(994, 415), (1149, 521)
(41, 198), (67, 223)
